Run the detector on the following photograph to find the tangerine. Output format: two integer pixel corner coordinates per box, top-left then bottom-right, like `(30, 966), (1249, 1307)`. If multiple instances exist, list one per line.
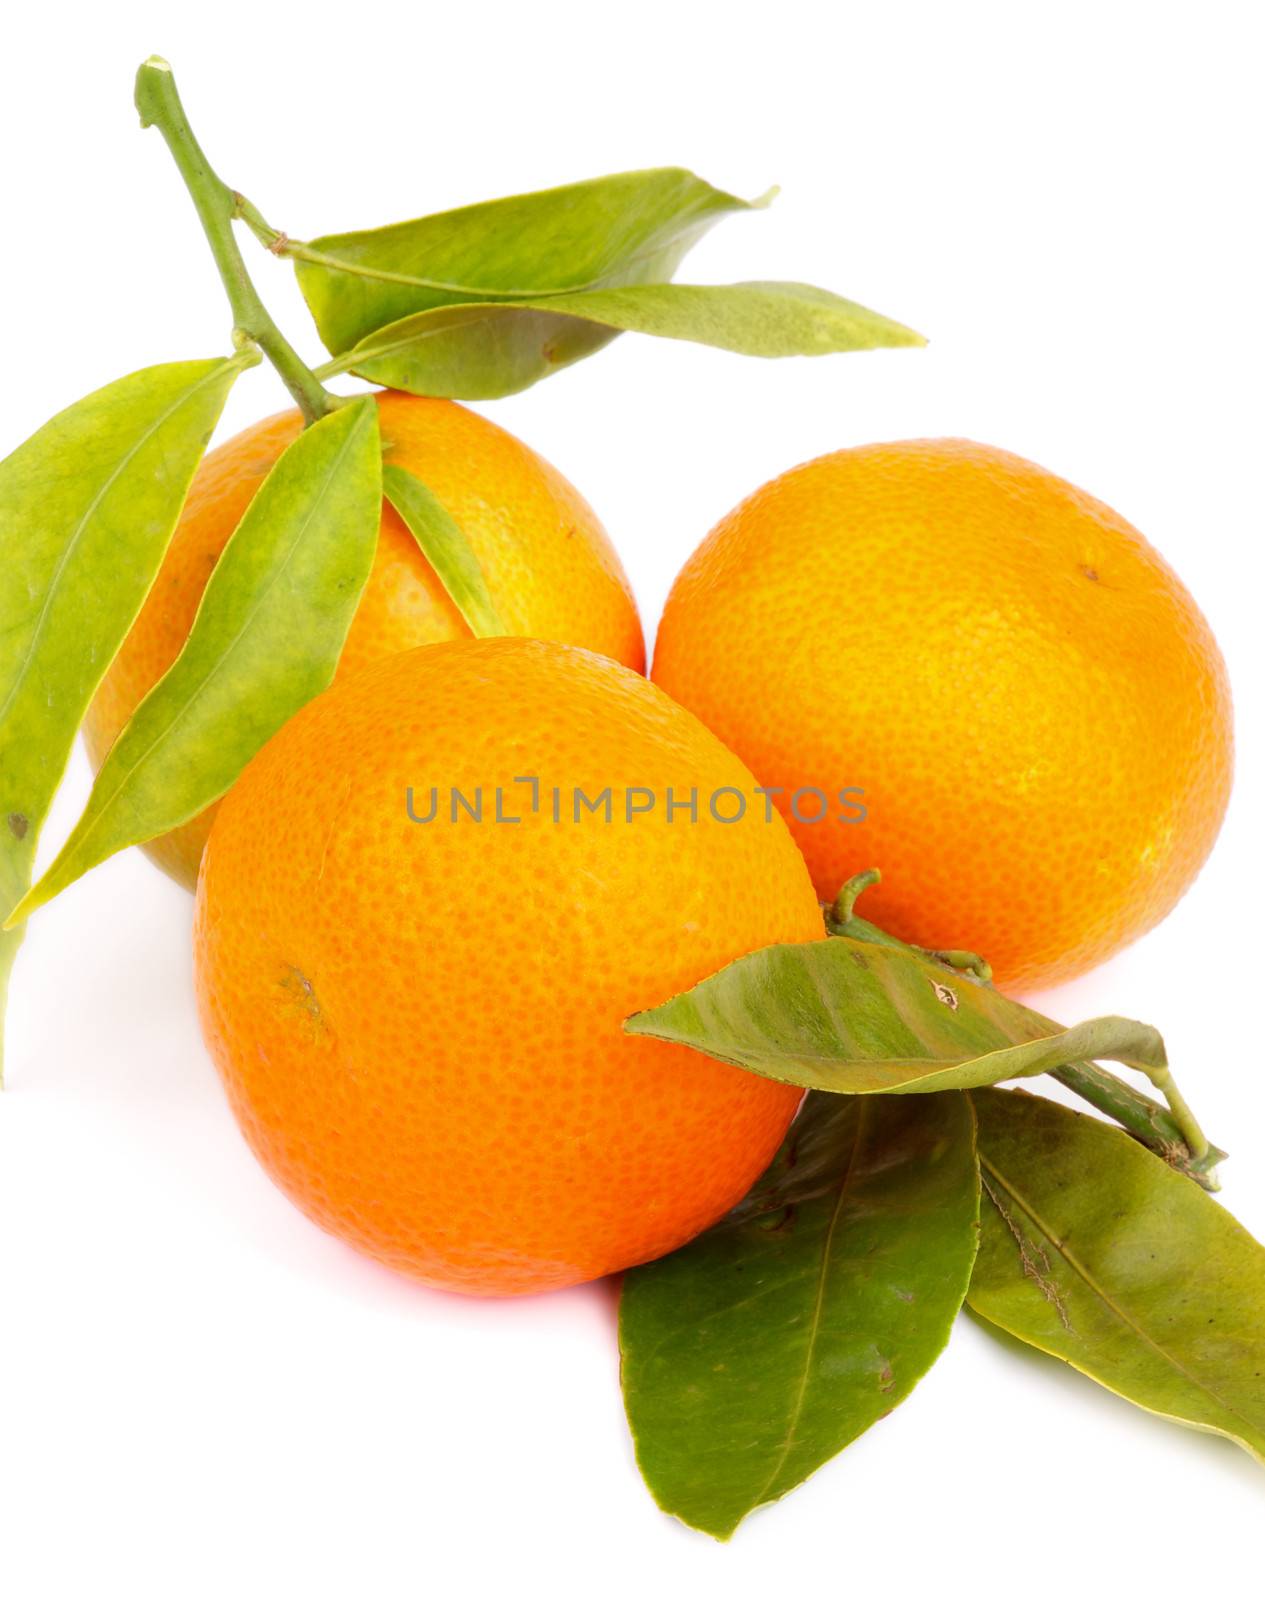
(193, 638), (822, 1295)
(652, 439), (1233, 990)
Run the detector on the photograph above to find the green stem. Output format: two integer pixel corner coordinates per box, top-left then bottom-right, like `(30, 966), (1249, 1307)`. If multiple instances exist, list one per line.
(1143, 1066), (1212, 1163)
(1051, 1059), (1224, 1191)
(921, 947), (993, 983)
(133, 57), (338, 425)
(827, 868), (882, 929)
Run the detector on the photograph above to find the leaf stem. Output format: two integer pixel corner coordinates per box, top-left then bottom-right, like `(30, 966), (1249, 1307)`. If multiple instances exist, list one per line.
(1050, 1059), (1224, 1191)
(1142, 1066), (1213, 1164)
(827, 868), (882, 928)
(311, 351), (361, 383)
(133, 57), (338, 425)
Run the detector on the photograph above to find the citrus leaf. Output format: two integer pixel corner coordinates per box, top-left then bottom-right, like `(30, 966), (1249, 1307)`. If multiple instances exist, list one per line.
(329, 281), (924, 400)
(382, 464), (504, 636)
(625, 934), (1171, 1096)
(836, 902), (1224, 1186)
(296, 167), (766, 355)
(620, 1090), (979, 1539)
(7, 399), (381, 924)
(0, 355), (245, 1072)
(968, 1088), (1265, 1465)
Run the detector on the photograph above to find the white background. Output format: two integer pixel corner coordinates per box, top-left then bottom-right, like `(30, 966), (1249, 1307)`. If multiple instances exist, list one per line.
(2, 3), (1262, 1595)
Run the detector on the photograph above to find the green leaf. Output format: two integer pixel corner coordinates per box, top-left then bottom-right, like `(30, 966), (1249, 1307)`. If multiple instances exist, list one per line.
(836, 897), (1223, 1187)
(968, 1089), (1265, 1465)
(7, 399), (381, 924)
(296, 167), (766, 356)
(0, 355), (245, 1073)
(329, 281), (924, 400)
(382, 464), (504, 636)
(621, 1091), (979, 1539)
(624, 934), (1168, 1096)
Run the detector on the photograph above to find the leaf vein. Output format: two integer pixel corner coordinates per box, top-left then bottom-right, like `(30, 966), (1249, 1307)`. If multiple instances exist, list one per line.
(0, 361), (233, 737)
(751, 1101), (870, 1507)
(979, 1152), (1259, 1432)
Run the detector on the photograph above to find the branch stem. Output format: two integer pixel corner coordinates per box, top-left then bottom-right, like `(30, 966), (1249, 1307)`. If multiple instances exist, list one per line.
(134, 57), (338, 425)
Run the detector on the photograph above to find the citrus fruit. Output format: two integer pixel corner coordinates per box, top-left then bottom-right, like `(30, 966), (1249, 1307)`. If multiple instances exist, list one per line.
(193, 637), (822, 1295)
(85, 391), (644, 889)
(652, 439), (1233, 991)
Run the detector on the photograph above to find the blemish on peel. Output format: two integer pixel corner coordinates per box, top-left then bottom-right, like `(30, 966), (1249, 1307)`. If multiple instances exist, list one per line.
(279, 964), (327, 1035)
(1079, 564), (1100, 583)
(931, 980), (958, 1010)
(7, 812), (28, 841)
